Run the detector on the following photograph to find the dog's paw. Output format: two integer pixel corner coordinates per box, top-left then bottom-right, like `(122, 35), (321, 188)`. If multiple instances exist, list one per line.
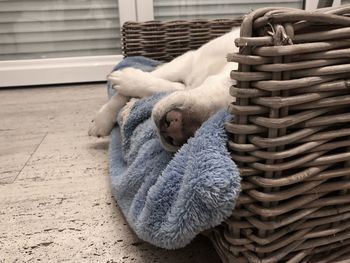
(108, 68), (152, 97)
(88, 104), (116, 137)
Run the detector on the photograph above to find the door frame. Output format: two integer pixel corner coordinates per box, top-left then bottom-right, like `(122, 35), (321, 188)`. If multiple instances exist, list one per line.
(0, 0), (139, 87)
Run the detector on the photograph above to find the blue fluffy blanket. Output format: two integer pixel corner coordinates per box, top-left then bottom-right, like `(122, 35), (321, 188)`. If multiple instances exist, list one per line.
(108, 57), (241, 249)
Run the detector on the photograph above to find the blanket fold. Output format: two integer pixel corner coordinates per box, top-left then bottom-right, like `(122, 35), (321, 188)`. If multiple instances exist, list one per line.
(108, 56), (241, 249)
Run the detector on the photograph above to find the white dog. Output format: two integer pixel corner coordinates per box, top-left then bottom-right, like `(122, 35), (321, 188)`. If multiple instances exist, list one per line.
(88, 27), (240, 152)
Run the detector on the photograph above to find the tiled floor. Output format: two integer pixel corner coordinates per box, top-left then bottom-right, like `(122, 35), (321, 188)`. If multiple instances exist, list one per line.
(0, 84), (221, 263)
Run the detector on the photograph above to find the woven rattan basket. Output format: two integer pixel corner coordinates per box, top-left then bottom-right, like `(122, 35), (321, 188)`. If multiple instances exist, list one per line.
(211, 5), (350, 263)
(120, 8), (350, 262)
(121, 18), (241, 61)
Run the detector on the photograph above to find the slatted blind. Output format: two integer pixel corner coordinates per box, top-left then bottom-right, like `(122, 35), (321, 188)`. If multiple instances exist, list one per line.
(154, 0), (304, 21)
(0, 0), (121, 61)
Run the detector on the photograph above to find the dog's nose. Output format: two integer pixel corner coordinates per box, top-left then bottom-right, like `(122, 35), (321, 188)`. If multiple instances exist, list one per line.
(160, 110), (187, 146)
(167, 113), (185, 146)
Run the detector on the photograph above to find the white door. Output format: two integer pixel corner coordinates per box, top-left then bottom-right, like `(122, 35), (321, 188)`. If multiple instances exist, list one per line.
(151, 0), (305, 21)
(4, 0), (346, 87)
(0, 0), (132, 87)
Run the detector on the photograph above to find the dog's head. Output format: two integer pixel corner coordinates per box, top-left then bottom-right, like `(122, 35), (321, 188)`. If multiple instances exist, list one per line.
(155, 108), (204, 152)
(152, 91), (213, 152)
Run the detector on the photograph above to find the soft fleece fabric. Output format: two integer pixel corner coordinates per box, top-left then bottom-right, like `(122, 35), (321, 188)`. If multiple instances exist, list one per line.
(108, 56), (241, 249)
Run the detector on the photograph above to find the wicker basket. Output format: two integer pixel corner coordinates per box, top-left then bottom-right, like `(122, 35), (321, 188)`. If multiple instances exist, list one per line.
(121, 19), (242, 61)
(120, 8), (350, 262)
(211, 5), (350, 263)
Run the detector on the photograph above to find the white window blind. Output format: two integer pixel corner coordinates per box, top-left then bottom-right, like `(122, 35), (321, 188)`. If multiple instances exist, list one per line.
(154, 0), (304, 21)
(0, 0), (121, 61)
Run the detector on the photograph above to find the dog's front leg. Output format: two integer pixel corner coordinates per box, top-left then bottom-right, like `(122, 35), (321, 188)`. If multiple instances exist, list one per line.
(88, 93), (129, 137)
(108, 67), (185, 98)
(108, 51), (196, 97)
(150, 50), (195, 82)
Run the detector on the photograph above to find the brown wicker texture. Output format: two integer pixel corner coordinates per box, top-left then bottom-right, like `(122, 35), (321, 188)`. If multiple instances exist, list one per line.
(121, 19), (242, 61)
(210, 5), (350, 263)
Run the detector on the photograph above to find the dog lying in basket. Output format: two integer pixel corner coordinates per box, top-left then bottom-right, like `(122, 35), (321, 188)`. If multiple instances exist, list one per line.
(89, 27), (240, 152)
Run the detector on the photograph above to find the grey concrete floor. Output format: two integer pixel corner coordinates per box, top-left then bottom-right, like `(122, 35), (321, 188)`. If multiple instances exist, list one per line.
(0, 84), (221, 263)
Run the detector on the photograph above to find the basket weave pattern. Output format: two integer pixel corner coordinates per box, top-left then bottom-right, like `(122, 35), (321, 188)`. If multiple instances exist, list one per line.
(213, 6), (350, 263)
(120, 10), (350, 262)
(121, 19), (241, 61)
